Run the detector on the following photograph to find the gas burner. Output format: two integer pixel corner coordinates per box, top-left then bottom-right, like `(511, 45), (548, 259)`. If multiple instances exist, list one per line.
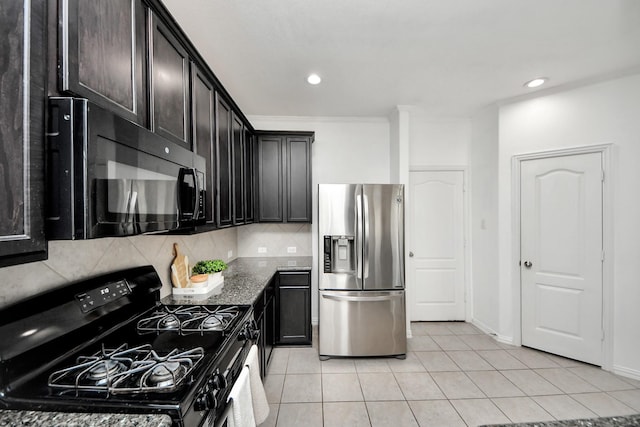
(202, 316), (223, 330)
(158, 315), (180, 329)
(146, 362), (183, 387)
(87, 360), (127, 385)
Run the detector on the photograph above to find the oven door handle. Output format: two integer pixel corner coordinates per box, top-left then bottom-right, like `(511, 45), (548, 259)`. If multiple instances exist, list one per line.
(223, 346), (244, 381)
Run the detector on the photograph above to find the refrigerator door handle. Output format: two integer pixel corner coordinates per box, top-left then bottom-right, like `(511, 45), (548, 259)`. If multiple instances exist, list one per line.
(356, 193), (363, 280)
(322, 294), (399, 303)
(363, 193), (370, 279)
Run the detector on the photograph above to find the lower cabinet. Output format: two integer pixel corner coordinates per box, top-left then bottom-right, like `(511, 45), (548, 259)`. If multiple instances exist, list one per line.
(254, 277), (275, 379)
(255, 270), (312, 378)
(276, 271), (312, 346)
(264, 280), (275, 368)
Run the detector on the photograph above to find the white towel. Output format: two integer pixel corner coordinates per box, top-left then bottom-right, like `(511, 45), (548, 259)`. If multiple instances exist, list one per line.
(245, 344), (270, 424)
(227, 366), (256, 427)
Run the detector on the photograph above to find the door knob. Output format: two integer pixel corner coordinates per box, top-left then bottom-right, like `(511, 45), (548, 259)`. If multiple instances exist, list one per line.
(523, 261), (532, 268)
(409, 252), (414, 257)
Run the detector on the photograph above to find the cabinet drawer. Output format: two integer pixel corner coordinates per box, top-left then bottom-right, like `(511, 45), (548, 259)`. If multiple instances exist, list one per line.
(278, 272), (310, 287)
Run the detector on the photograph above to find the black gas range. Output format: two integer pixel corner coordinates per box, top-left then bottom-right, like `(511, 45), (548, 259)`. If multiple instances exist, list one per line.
(0, 266), (257, 427)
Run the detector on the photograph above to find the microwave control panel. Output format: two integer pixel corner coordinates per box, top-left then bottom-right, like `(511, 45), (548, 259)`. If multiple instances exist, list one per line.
(75, 280), (131, 313)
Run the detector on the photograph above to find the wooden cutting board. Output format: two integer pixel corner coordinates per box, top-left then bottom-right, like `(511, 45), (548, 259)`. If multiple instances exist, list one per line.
(170, 243), (189, 288)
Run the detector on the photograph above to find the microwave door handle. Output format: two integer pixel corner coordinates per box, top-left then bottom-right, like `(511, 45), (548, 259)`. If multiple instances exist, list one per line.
(187, 168), (197, 218)
(128, 189), (138, 220)
(194, 169), (201, 220)
(177, 168), (185, 219)
(123, 182), (136, 224)
(177, 168), (197, 220)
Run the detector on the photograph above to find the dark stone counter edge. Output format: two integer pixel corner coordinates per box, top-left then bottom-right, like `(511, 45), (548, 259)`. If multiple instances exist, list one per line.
(481, 413), (640, 427)
(0, 410), (172, 427)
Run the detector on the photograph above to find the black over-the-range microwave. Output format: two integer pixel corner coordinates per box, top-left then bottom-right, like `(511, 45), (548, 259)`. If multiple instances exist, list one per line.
(46, 97), (206, 239)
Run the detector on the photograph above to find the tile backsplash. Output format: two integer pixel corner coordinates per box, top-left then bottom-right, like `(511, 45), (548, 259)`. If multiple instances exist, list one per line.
(0, 223), (312, 308)
(237, 223), (312, 257)
(0, 228), (238, 308)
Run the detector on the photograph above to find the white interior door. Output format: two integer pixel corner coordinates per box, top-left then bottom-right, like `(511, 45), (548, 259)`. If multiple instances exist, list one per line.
(409, 170), (465, 321)
(521, 153), (603, 365)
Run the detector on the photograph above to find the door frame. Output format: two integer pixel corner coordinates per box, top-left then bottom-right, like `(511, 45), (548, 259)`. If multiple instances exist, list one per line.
(406, 166), (471, 331)
(511, 144), (614, 370)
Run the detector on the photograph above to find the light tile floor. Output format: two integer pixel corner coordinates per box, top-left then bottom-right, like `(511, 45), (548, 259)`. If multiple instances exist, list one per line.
(260, 322), (640, 427)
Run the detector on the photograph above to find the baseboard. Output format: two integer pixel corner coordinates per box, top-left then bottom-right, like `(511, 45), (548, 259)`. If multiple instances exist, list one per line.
(471, 318), (515, 346)
(612, 364), (640, 381)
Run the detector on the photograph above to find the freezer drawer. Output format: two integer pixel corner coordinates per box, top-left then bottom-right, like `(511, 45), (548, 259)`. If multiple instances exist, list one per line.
(319, 290), (406, 358)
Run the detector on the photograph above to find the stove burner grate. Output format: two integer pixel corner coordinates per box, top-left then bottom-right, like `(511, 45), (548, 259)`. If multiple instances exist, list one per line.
(47, 344), (204, 394)
(137, 305), (240, 335)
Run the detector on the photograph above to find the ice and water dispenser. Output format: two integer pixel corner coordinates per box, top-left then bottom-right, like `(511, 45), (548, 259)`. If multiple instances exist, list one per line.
(323, 235), (356, 273)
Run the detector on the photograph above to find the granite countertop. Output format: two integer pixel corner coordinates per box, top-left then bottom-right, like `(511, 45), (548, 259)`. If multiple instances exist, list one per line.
(162, 256), (313, 306)
(0, 410), (172, 427)
(481, 413), (640, 427)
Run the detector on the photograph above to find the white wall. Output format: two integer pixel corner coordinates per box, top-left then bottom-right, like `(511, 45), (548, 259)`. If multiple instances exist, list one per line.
(495, 73), (640, 377)
(408, 112), (471, 166)
(248, 115), (391, 322)
(469, 106), (500, 334)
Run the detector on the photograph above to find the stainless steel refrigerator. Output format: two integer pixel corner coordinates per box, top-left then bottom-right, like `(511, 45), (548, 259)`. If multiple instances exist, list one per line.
(318, 184), (406, 359)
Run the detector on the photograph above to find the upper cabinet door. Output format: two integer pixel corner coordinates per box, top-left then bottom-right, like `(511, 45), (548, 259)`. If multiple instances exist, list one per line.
(286, 136), (313, 222)
(150, 13), (190, 147)
(215, 93), (233, 227)
(257, 135), (284, 222)
(232, 113), (245, 225)
(192, 65), (216, 225)
(0, 0), (47, 267)
(244, 129), (255, 224)
(61, 0), (147, 125)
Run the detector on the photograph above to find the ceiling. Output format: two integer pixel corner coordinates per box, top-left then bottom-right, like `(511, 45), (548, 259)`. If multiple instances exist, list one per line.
(161, 0), (640, 118)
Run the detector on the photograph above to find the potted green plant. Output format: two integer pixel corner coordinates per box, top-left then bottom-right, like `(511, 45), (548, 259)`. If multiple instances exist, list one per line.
(191, 259), (227, 285)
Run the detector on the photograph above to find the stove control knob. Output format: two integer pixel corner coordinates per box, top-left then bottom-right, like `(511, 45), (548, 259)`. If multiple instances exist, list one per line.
(238, 321), (259, 341)
(238, 324), (257, 341)
(208, 371), (227, 390)
(249, 320), (260, 340)
(194, 391), (212, 412)
(249, 327), (259, 340)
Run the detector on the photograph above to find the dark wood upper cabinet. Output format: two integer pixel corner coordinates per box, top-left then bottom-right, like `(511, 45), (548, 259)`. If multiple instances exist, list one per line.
(215, 94), (233, 227)
(257, 135), (284, 222)
(244, 129), (255, 224)
(231, 113), (245, 225)
(60, 0), (146, 126)
(150, 13), (190, 147)
(257, 132), (313, 223)
(286, 136), (313, 222)
(192, 65), (216, 225)
(0, 0), (47, 267)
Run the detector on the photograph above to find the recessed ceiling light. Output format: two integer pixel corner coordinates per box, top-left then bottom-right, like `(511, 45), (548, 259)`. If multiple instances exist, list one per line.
(307, 73), (322, 85)
(524, 77), (548, 88)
